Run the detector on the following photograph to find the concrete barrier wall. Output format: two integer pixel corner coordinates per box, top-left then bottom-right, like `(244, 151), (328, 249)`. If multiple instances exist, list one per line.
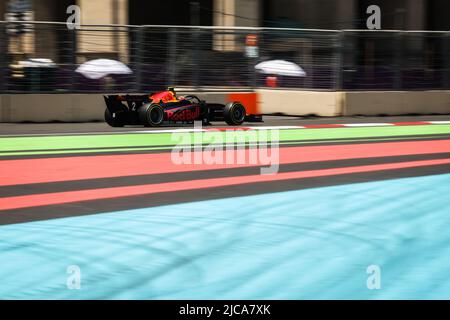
(257, 90), (450, 117)
(1, 90), (449, 122)
(0, 94), (105, 122)
(256, 89), (343, 116)
(0, 92), (257, 122)
(343, 91), (450, 116)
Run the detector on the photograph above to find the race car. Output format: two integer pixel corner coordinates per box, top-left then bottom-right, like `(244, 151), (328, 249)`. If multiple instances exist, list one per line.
(103, 87), (262, 127)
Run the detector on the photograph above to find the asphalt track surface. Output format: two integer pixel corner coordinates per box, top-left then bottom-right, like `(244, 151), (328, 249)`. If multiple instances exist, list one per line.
(1, 115), (450, 299)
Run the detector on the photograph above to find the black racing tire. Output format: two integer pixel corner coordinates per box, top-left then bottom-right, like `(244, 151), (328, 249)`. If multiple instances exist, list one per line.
(104, 108), (125, 127)
(224, 102), (246, 126)
(139, 103), (165, 127)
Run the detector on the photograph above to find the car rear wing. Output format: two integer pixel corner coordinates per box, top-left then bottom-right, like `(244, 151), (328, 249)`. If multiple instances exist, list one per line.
(104, 94), (150, 112)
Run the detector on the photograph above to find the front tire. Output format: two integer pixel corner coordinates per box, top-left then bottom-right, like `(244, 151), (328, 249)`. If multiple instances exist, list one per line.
(139, 103), (165, 127)
(224, 102), (246, 126)
(104, 108), (125, 127)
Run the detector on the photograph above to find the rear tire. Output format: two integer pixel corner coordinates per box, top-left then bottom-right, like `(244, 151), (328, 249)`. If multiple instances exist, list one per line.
(224, 102), (246, 126)
(104, 108), (125, 127)
(139, 103), (165, 127)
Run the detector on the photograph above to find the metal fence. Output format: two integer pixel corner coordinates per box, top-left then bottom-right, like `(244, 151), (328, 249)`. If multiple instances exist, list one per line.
(0, 21), (449, 93)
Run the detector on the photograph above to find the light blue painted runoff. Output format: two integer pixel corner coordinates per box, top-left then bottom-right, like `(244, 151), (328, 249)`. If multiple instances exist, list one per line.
(1, 173), (450, 299)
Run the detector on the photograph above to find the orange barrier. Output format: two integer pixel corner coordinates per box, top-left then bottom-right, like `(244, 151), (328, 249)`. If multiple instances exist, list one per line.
(227, 92), (259, 115)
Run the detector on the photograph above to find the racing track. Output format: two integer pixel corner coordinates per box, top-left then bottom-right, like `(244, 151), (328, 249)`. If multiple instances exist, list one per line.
(0, 116), (450, 299)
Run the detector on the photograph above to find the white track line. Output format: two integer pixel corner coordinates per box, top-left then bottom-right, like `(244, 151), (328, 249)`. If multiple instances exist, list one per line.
(342, 123), (394, 127)
(0, 129), (208, 137)
(244, 126), (305, 130)
(136, 128), (207, 133)
(428, 121), (450, 124)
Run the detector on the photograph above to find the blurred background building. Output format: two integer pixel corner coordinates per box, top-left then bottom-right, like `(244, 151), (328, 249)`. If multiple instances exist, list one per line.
(2, 0), (450, 30)
(0, 0), (449, 92)
(1, 0), (449, 62)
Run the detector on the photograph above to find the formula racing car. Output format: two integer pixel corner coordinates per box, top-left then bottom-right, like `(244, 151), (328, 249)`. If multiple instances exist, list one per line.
(103, 87), (262, 127)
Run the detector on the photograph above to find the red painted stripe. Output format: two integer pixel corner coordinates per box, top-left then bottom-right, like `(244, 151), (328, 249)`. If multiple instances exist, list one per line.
(302, 124), (345, 129)
(1, 140), (450, 187)
(1, 158), (450, 211)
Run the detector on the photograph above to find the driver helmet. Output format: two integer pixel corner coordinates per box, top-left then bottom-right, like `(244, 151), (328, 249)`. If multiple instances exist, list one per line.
(168, 87), (176, 97)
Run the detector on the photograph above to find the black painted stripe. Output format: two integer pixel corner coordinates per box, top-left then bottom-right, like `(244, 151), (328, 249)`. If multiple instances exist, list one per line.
(2, 153), (450, 198)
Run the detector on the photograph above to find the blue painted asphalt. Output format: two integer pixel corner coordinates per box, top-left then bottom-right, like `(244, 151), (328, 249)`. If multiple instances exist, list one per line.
(1, 174), (450, 299)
